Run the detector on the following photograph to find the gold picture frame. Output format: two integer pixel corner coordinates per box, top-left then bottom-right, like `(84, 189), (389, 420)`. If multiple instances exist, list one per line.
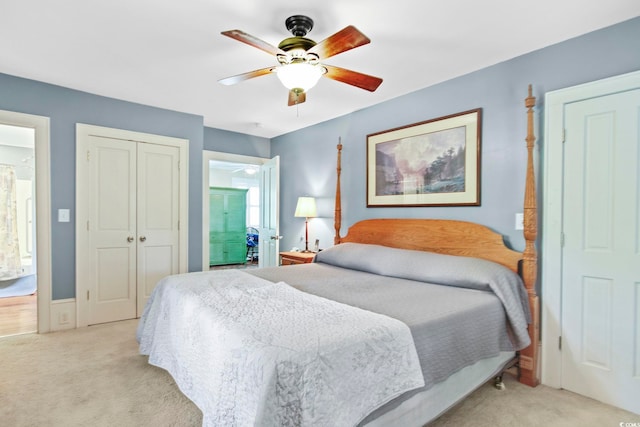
(367, 108), (481, 207)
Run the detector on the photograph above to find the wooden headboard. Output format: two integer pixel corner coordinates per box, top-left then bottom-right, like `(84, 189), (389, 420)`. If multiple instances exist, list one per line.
(340, 218), (522, 274)
(333, 86), (540, 387)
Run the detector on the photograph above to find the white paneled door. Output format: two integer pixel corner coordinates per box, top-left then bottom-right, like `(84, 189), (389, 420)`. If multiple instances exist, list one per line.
(135, 143), (180, 316)
(259, 156), (280, 267)
(561, 88), (640, 414)
(87, 137), (138, 324)
(77, 125), (186, 326)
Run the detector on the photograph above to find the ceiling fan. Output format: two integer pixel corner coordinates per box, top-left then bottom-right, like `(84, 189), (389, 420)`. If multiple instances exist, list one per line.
(218, 15), (383, 106)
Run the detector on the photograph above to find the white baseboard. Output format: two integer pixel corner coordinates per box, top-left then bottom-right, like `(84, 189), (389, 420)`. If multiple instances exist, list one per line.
(49, 298), (76, 331)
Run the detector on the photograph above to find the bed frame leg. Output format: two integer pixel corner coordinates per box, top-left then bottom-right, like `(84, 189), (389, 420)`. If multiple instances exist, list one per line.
(493, 375), (505, 390)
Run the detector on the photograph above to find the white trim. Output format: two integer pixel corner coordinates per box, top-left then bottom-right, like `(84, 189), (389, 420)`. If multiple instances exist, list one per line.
(0, 110), (51, 334)
(49, 298), (76, 332)
(541, 69), (640, 387)
(202, 150), (268, 271)
(75, 124), (189, 327)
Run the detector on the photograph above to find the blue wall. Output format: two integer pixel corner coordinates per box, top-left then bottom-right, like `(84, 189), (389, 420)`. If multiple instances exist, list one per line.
(1, 17), (638, 300)
(271, 17), (640, 255)
(204, 127), (270, 157)
(0, 73), (205, 299)
(0, 74), (272, 300)
(0, 77), (271, 300)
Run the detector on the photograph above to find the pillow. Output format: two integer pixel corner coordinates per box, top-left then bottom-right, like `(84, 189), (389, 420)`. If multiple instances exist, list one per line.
(316, 242), (517, 291)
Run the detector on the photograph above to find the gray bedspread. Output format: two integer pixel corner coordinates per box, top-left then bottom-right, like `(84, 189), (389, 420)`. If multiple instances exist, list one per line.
(249, 243), (531, 390)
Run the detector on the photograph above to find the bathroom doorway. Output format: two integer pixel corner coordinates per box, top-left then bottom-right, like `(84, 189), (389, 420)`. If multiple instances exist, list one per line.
(0, 123), (37, 337)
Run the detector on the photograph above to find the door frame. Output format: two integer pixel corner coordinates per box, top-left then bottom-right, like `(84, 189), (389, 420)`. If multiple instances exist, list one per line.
(541, 69), (640, 387)
(76, 124), (189, 327)
(201, 150), (270, 271)
(0, 110), (51, 333)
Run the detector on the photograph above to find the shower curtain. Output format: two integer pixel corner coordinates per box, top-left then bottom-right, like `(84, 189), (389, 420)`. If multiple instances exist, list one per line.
(0, 164), (22, 280)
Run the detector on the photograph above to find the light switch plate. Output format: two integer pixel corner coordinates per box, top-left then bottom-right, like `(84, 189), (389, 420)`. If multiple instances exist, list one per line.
(515, 213), (524, 230)
(58, 209), (70, 222)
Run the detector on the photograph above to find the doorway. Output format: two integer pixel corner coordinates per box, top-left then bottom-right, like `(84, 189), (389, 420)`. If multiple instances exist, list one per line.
(202, 151), (279, 270)
(541, 70), (640, 414)
(0, 124), (36, 336)
(208, 160), (260, 269)
(0, 110), (50, 336)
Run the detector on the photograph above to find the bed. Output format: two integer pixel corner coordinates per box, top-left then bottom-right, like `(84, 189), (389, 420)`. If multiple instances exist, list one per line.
(137, 86), (540, 426)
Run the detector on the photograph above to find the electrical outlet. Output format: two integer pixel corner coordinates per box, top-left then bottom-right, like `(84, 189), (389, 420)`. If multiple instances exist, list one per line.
(59, 312), (69, 325)
(300, 236), (304, 242)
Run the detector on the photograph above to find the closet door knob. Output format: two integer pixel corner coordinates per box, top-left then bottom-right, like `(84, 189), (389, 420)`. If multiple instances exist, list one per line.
(139, 236), (146, 242)
(127, 236), (134, 243)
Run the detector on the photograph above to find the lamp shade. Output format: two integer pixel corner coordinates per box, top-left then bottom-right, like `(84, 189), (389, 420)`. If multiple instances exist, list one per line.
(276, 63), (324, 92)
(294, 196), (317, 218)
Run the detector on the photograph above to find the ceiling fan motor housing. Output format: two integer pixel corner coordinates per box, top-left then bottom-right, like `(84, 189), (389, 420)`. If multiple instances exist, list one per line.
(277, 37), (316, 54)
(285, 15), (314, 37)
(278, 15), (318, 55)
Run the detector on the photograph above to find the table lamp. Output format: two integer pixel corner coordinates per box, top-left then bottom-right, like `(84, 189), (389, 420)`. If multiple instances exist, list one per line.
(294, 196), (317, 252)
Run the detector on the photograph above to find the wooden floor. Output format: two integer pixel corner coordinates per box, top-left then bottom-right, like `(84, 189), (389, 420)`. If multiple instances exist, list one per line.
(0, 293), (37, 337)
(1, 267), (258, 338)
(0, 264), (255, 337)
(210, 263), (259, 271)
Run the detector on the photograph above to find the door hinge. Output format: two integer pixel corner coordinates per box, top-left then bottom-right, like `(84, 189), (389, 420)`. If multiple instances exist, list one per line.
(560, 232), (565, 247)
(87, 220), (90, 231)
(558, 336), (562, 350)
(87, 150), (90, 161)
(562, 129), (566, 143)
(87, 290), (90, 301)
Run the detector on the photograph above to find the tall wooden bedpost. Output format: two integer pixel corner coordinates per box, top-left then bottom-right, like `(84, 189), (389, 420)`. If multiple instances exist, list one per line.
(519, 85), (540, 387)
(334, 139), (343, 245)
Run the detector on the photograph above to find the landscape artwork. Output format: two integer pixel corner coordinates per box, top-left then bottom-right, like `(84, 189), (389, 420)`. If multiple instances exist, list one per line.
(374, 126), (466, 196)
(367, 109), (481, 207)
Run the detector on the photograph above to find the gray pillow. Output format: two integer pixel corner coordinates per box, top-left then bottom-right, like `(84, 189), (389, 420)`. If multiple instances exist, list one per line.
(316, 242), (519, 293)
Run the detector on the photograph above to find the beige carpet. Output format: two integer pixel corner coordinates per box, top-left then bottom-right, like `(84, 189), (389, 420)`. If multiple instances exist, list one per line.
(0, 319), (637, 427)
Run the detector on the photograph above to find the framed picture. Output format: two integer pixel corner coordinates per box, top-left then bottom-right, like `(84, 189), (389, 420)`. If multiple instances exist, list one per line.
(367, 108), (481, 207)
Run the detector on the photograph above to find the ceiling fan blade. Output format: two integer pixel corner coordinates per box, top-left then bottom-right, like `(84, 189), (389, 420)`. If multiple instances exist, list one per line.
(323, 65), (382, 92)
(288, 90), (306, 106)
(307, 25), (370, 60)
(221, 30), (285, 56)
(218, 67), (275, 86)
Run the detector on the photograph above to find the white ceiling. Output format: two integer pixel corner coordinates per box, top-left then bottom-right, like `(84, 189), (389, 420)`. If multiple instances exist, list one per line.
(1, 1), (639, 139)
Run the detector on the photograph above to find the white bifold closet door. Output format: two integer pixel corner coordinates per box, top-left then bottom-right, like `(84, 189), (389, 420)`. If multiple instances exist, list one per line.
(86, 136), (180, 325)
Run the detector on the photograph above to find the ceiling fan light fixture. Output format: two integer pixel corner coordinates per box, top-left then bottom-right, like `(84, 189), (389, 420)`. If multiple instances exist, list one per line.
(220, 16), (382, 106)
(276, 62), (325, 92)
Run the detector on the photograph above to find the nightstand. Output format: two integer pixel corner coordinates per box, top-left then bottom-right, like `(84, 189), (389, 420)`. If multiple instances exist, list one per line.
(279, 251), (316, 265)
